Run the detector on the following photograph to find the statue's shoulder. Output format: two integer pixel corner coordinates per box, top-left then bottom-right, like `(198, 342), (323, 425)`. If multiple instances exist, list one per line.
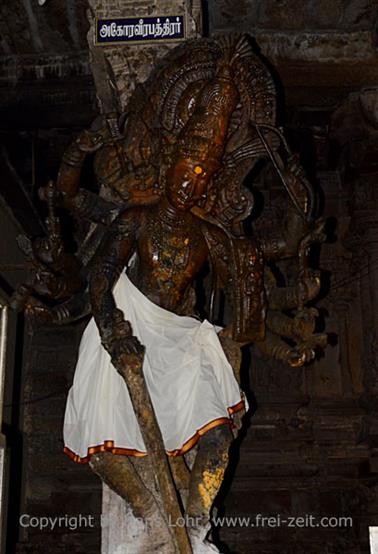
(114, 205), (147, 234)
(198, 217), (229, 254)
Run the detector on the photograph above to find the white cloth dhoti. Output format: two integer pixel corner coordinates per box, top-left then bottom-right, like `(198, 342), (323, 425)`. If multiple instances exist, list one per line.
(63, 272), (245, 463)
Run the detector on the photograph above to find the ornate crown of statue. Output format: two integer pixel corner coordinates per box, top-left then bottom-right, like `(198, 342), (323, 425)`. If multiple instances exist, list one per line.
(175, 63), (239, 165)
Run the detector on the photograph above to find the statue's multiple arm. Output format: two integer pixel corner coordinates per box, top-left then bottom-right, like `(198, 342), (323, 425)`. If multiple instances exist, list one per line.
(89, 210), (144, 360)
(65, 189), (121, 226)
(41, 125), (121, 226)
(201, 221), (266, 343)
(56, 126), (109, 199)
(266, 266), (321, 311)
(258, 153), (315, 262)
(259, 205), (307, 261)
(15, 125), (124, 324)
(201, 216), (325, 367)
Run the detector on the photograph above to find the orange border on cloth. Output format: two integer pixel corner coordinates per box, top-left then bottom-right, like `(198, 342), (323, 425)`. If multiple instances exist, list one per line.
(63, 398), (246, 464)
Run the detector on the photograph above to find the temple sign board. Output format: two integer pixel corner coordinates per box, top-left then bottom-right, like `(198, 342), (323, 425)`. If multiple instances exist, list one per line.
(96, 16), (186, 45)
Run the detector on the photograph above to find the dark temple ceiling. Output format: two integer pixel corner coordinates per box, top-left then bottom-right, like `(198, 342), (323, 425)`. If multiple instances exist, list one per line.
(209, 0), (378, 109)
(0, 0), (88, 55)
(0, 0), (378, 124)
(0, 0), (93, 129)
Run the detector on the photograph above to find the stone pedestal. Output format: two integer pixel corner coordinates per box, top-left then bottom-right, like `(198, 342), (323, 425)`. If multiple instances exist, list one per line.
(101, 484), (148, 554)
(370, 527), (378, 554)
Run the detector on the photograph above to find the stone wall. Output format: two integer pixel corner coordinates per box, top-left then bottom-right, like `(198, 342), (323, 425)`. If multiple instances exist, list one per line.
(0, 1), (94, 129)
(16, 322), (102, 554)
(209, 0), (378, 111)
(207, 4), (378, 549)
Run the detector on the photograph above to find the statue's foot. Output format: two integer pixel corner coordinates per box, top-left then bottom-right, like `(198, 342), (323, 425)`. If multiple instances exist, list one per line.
(188, 524), (222, 553)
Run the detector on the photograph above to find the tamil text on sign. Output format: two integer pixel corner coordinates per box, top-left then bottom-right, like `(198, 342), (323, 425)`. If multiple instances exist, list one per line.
(96, 16), (185, 45)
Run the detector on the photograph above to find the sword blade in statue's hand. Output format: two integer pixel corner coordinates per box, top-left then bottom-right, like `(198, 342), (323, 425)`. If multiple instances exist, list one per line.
(253, 123), (306, 221)
(88, 31), (122, 139)
(89, 39), (127, 175)
(92, 50), (115, 113)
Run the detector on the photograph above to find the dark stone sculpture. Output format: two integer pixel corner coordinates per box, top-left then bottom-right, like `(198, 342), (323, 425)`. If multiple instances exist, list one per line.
(13, 35), (327, 553)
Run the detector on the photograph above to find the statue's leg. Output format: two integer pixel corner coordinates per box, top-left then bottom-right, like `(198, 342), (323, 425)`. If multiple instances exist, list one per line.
(89, 452), (158, 518)
(169, 456), (191, 509)
(186, 425), (233, 551)
(90, 452), (176, 553)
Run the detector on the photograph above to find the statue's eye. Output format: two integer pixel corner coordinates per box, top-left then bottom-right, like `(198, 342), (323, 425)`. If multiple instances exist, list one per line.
(194, 165), (203, 175)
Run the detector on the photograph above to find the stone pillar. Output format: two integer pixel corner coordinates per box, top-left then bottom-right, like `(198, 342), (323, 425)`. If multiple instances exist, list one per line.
(333, 87), (378, 478)
(84, 2), (203, 552)
(0, 293), (8, 554)
(346, 187), (378, 404)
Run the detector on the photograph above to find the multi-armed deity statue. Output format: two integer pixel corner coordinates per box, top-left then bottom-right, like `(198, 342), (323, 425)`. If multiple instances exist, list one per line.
(13, 35), (327, 553)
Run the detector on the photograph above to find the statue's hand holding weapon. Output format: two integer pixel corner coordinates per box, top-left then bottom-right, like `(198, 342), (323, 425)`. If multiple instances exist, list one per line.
(250, 126), (328, 367)
(75, 129), (106, 154)
(75, 120), (119, 154)
(99, 308), (145, 372)
(299, 268), (321, 304)
(75, 111), (124, 152)
(24, 297), (54, 326)
(106, 335), (145, 372)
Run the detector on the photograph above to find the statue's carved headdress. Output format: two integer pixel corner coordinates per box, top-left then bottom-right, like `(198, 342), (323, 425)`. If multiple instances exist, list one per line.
(175, 61), (239, 166)
(94, 34), (277, 229)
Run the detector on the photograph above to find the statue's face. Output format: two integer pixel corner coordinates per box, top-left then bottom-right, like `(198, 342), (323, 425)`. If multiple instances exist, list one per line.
(166, 158), (216, 211)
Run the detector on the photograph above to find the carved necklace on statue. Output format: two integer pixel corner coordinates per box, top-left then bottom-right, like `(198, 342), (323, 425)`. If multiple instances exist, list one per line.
(148, 206), (199, 288)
